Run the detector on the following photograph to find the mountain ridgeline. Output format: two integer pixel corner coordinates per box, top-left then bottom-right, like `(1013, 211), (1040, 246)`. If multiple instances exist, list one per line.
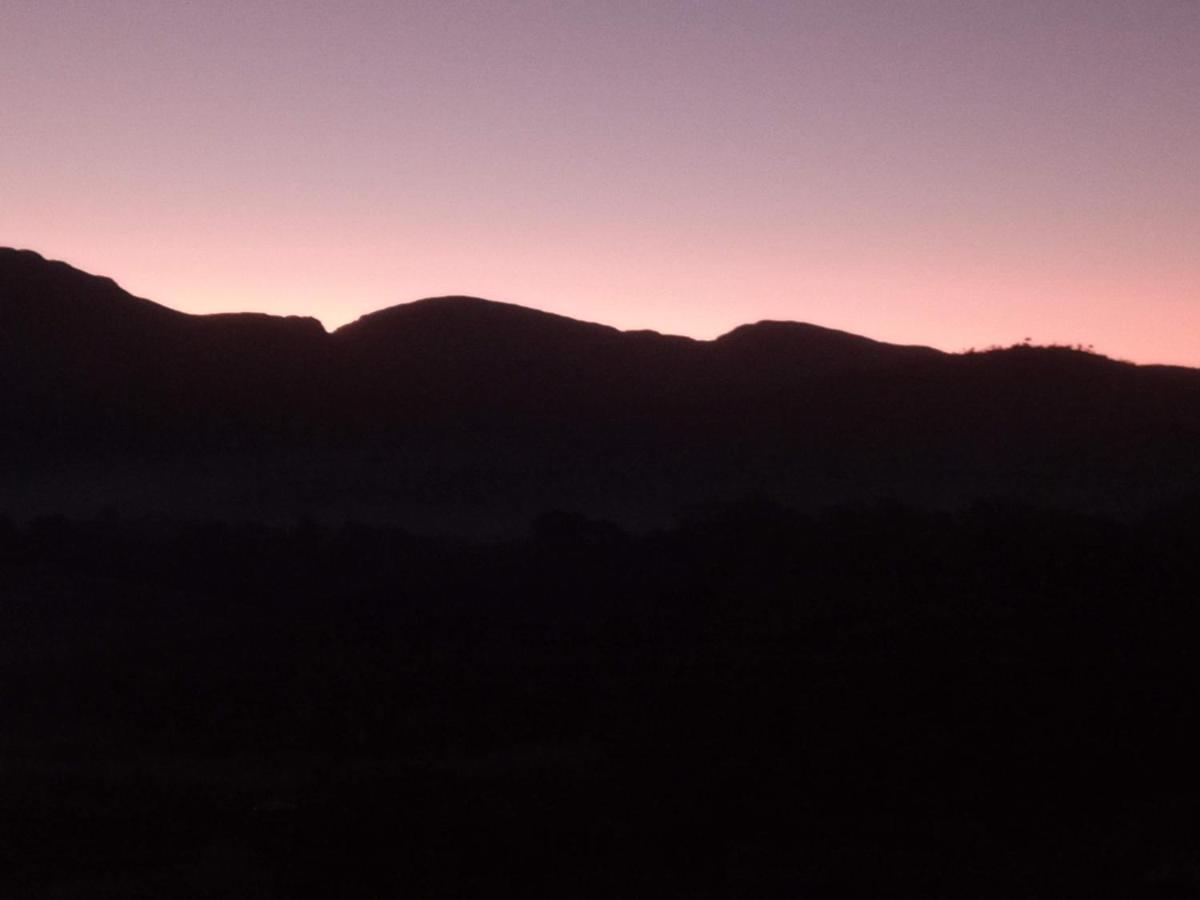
(3, 248), (1199, 530)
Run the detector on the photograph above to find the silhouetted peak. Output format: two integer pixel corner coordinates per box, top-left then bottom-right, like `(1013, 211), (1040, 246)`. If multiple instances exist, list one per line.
(719, 319), (924, 349)
(1, 249), (333, 343)
(332, 296), (636, 361)
(719, 319), (856, 340)
(960, 343), (1129, 380)
(978, 342), (1116, 363)
(0, 247), (48, 266)
(1, 247), (136, 294)
(0, 247), (185, 347)
(714, 319), (942, 371)
(0, 247), (56, 268)
(337, 295), (618, 338)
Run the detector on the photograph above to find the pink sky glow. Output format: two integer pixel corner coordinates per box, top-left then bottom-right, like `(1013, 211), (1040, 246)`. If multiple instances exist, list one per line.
(3, 1), (1197, 364)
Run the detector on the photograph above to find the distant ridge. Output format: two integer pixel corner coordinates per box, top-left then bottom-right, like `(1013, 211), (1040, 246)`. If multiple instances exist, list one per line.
(3, 248), (1199, 532)
(0, 248), (941, 359)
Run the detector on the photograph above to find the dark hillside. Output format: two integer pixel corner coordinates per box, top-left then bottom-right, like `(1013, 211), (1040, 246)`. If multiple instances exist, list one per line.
(5, 249), (1200, 896)
(3, 248), (1199, 528)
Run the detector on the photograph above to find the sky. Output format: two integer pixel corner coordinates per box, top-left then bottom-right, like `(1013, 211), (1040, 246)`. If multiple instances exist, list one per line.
(2, 0), (1198, 365)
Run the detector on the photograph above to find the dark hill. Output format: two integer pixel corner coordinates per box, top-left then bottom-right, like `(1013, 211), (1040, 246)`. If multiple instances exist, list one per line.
(712, 319), (942, 376)
(3, 248), (1199, 531)
(0, 248), (326, 395)
(333, 295), (690, 415)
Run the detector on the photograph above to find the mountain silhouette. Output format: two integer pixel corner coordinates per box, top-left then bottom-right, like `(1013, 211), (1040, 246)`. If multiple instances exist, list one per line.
(3, 247), (1199, 531)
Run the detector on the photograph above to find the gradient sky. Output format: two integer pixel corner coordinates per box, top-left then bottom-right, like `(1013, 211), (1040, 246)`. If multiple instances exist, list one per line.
(2, 0), (1197, 364)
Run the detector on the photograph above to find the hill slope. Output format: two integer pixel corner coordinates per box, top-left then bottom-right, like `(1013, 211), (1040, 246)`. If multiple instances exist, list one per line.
(3, 248), (1198, 530)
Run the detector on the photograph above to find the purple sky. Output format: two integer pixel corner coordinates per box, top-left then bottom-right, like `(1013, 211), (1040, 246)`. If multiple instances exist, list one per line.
(3, 1), (1197, 364)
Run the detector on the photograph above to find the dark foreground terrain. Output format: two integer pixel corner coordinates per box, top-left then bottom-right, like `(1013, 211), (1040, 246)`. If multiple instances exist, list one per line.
(4, 499), (1200, 898)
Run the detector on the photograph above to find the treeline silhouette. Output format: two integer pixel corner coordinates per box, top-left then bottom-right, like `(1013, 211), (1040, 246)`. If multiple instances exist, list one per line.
(5, 498), (1200, 897)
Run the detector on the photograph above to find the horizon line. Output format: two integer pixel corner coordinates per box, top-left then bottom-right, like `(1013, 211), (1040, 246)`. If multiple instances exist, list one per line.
(1, 246), (1182, 369)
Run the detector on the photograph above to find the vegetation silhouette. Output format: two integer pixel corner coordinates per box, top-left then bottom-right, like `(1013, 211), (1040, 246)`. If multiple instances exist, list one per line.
(4, 500), (1200, 896)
